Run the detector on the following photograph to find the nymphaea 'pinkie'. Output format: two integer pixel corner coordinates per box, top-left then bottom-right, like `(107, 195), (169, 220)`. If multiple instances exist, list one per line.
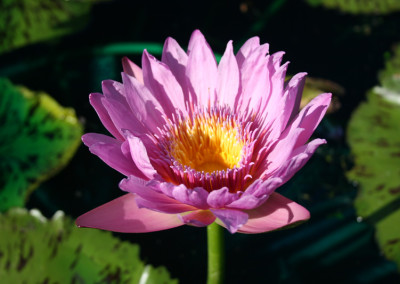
(76, 30), (331, 234)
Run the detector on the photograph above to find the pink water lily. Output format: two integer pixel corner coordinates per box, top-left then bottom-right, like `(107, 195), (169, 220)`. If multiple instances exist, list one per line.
(77, 30), (331, 234)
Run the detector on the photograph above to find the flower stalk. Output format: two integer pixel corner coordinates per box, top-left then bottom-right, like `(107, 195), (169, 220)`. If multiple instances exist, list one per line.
(207, 222), (225, 284)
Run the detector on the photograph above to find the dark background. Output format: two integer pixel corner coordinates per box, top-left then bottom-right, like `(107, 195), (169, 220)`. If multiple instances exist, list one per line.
(2, 0), (400, 283)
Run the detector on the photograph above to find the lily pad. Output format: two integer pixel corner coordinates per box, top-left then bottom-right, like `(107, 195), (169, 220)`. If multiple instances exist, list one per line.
(0, 0), (104, 53)
(306, 0), (400, 14)
(0, 78), (83, 212)
(0, 208), (178, 283)
(347, 47), (400, 270)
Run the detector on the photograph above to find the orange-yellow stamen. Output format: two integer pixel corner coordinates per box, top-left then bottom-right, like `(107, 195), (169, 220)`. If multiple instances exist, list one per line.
(169, 113), (244, 173)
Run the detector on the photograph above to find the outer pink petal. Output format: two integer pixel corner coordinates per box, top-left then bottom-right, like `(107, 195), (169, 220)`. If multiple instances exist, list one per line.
(207, 187), (241, 208)
(172, 186), (209, 209)
(227, 178), (282, 210)
(217, 40), (240, 109)
(161, 37), (192, 104)
(178, 210), (216, 227)
(76, 194), (184, 233)
(211, 208), (249, 234)
(102, 96), (148, 136)
(124, 130), (157, 179)
(89, 93), (124, 141)
(102, 80), (125, 101)
(142, 50), (186, 116)
(122, 56), (144, 84)
(122, 72), (164, 134)
(186, 30), (218, 107)
(273, 138), (326, 184)
(82, 133), (145, 178)
(285, 92), (332, 148)
(235, 36), (261, 68)
(120, 177), (197, 213)
(238, 193), (310, 234)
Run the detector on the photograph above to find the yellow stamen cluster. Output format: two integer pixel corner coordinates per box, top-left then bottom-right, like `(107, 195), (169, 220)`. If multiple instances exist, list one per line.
(169, 113), (244, 173)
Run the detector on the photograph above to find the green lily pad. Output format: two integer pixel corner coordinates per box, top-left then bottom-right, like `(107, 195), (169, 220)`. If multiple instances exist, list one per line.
(302, 77), (343, 114)
(0, 208), (178, 283)
(306, 0), (400, 14)
(347, 47), (400, 270)
(0, 0), (103, 53)
(0, 78), (83, 212)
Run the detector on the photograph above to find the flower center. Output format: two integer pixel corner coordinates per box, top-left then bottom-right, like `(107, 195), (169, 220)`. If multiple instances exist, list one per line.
(168, 110), (244, 173)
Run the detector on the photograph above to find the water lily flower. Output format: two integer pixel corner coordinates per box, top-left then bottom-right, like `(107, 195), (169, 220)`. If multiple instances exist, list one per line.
(77, 30), (331, 234)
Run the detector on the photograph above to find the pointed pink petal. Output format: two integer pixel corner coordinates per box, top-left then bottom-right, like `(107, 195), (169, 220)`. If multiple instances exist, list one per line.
(102, 96), (148, 136)
(235, 44), (271, 113)
(236, 36), (261, 68)
(227, 178), (282, 210)
(120, 177), (197, 213)
(122, 56), (144, 84)
(82, 133), (145, 178)
(273, 138), (326, 184)
(212, 208), (249, 234)
(76, 194), (184, 233)
(89, 93), (124, 141)
(172, 186), (209, 209)
(217, 40), (240, 109)
(207, 187), (240, 208)
(102, 80), (125, 101)
(285, 92), (332, 148)
(122, 72), (164, 134)
(178, 210), (216, 227)
(186, 30), (218, 107)
(238, 193), (310, 234)
(264, 128), (305, 175)
(161, 37), (192, 104)
(124, 130), (157, 179)
(142, 50), (186, 116)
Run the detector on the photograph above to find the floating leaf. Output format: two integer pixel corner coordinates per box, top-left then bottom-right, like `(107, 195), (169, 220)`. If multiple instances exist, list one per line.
(0, 0), (104, 53)
(0, 208), (178, 283)
(302, 77), (343, 114)
(347, 46), (400, 270)
(306, 0), (400, 14)
(0, 78), (83, 212)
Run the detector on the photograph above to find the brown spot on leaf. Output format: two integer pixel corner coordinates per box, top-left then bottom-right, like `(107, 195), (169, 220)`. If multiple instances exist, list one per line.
(387, 239), (400, 245)
(376, 184), (385, 191)
(389, 186), (400, 195)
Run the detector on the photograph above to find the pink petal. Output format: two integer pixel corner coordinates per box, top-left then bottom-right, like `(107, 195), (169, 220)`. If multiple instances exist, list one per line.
(285, 92), (332, 148)
(211, 208), (249, 234)
(122, 56), (144, 84)
(76, 194), (184, 233)
(142, 50), (186, 117)
(273, 138), (326, 184)
(161, 37), (192, 104)
(122, 73), (164, 134)
(172, 186), (209, 209)
(236, 36), (261, 68)
(235, 44), (271, 113)
(102, 80), (125, 101)
(186, 30), (218, 107)
(102, 96), (148, 136)
(89, 93), (124, 141)
(82, 133), (145, 178)
(217, 40), (240, 109)
(227, 178), (282, 210)
(238, 193), (310, 234)
(178, 210), (216, 227)
(124, 130), (157, 179)
(120, 177), (197, 213)
(207, 187), (240, 208)
(264, 128), (305, 175)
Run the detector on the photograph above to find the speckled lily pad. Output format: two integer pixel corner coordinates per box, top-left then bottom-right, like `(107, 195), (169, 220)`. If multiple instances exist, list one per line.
(347, 46), (400, 270)
(306, 0), (400, 15)
(0, 208), (178, 283)
(0, 78), (83, 211)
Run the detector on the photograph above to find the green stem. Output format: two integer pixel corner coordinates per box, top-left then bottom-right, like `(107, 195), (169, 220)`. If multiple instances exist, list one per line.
(207, 222), (225, 284)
